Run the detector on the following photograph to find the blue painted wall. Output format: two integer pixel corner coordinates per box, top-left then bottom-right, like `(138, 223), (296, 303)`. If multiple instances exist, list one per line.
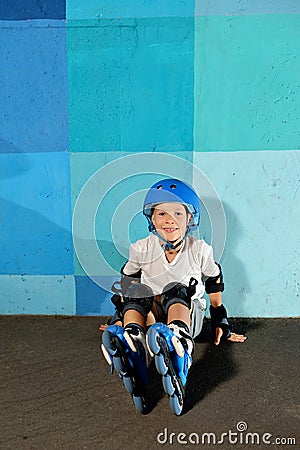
(0, 1), (299, 317)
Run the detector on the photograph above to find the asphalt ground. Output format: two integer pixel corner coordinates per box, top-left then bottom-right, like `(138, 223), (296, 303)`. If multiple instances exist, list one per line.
(0, 316), (299, 450)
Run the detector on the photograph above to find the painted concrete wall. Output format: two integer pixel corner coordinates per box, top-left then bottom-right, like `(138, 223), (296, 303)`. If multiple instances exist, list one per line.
(193, 3), (300, 317)
(0, 1), (299, 317)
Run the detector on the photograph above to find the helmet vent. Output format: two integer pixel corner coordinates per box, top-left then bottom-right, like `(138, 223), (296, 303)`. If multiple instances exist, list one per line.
(157, 185), (163, 189)
(170, 184), (177, 189)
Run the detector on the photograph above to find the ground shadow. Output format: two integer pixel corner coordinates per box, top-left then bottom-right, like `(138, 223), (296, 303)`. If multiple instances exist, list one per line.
(183, 318), (265, 415)
(184, 343), (236, 414)
(144, 361), (165, 413)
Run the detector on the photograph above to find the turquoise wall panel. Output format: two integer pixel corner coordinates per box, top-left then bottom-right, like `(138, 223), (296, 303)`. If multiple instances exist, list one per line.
(71, 152), (194, 280)
(194, 14), (300, 151)
(194, 151), (300, 317)
(0, 152), (73, 275)
(0, 275), (75, 315)
(67, 17), (194, 152)
(67, 0), (194, 19)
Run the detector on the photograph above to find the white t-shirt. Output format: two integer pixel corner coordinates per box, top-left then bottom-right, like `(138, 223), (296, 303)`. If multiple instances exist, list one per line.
(123, 234), (219, 299)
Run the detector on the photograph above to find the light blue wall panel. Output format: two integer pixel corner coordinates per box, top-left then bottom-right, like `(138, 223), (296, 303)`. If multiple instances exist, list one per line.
(0, 275), (75, 315)
(0, 20), (68, 153)
(0, 152), (73, 275)
(67, 0), (194, 19)
(195, 0), (300, 16)
(67, 17), (194, 152)
(194, 14), (300, 152)
(194, 151), (300, 317)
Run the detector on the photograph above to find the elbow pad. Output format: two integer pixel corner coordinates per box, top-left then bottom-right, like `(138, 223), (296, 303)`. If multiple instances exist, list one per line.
(205, 263), (224, 294)
(110, 263), (141, 315)
(111, 263), (141, 297)
(120, 263), (141, 295)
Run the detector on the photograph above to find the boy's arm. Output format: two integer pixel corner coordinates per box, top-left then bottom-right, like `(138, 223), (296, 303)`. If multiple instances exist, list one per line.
(209, 291), (247, 345)
(201, 246), (247, 345)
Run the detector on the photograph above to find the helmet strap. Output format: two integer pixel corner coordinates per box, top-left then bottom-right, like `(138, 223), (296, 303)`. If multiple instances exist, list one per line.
(145, 215), (190, 252)
(152, 228), (190, 252)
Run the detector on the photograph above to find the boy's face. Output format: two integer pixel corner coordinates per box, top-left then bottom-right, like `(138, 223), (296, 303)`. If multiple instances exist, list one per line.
(151, 203), (191, 243)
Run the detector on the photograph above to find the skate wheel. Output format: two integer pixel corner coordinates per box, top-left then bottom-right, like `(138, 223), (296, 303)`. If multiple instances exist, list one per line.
(147, 329), (161, 355)
(155, 353), (168, 375)
(113, 356), (127, 377)
(162, 375), (175, 396)
(133, 395), (146, 414)
(123, 376), (134, 394)
(170, 394), (183, 416)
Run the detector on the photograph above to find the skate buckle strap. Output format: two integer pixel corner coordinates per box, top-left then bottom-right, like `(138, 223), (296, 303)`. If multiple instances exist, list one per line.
(187, 277), (198, 298)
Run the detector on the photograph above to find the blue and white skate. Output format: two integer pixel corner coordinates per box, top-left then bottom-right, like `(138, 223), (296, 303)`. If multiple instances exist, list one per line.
(101, 324), (149, 414)
(146, 322), (193, 415)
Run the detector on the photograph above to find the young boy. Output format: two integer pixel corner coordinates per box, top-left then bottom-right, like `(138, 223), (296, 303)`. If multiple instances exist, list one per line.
(101, 178), (246, 415)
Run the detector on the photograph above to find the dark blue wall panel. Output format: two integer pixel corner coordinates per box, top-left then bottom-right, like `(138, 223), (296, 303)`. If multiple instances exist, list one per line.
(0, 1), (65, 20)
(75, 276), (114, 316)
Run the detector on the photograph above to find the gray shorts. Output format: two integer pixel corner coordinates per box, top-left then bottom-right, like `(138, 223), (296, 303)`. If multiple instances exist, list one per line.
(189, 298), (207, 339)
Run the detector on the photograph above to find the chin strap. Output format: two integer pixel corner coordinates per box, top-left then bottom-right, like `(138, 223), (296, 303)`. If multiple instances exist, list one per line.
(146, 216), (191, 251)
(152, 228), (190, 251)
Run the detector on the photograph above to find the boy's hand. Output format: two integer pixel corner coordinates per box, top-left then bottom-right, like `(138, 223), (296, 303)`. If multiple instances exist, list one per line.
(214, 327), (247, 345)
(99, 323), (109, 331)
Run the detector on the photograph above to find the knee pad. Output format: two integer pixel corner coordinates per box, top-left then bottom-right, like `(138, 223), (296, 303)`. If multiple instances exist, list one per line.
(123, 283), (154, 318)
(160, 282), (192, 315)
(205, 263), (224, 294)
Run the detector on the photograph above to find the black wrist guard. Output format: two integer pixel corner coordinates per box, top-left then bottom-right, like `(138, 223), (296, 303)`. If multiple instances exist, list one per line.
(210, 305), (231, 339)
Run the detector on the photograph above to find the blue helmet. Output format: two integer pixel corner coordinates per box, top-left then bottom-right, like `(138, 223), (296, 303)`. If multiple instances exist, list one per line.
(143, 178), (200, 233)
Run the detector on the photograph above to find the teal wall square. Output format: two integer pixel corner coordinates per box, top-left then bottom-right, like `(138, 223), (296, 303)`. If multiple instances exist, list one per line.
(67, 0), (195, 19)
(194, 14), (300, 152)
(67, 17), (194, 152)
(70, 152), (194, 277)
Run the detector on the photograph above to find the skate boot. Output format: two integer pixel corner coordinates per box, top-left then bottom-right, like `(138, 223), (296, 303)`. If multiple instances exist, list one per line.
(101, 323), (149, 414)
(146, 321), (193, 415)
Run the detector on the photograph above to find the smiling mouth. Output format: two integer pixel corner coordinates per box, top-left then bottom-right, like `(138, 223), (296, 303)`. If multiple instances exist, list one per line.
(163, 228), (178, 233)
